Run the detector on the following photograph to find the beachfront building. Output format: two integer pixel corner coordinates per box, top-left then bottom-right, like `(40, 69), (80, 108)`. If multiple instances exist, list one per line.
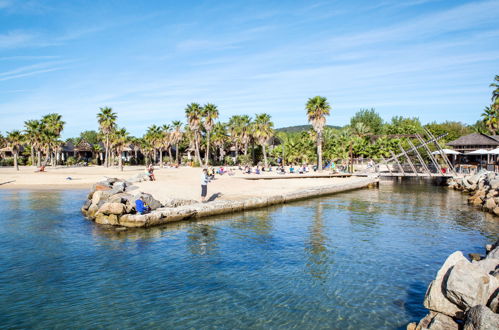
(446, 133), (499, 172)
(446, 133), (499, 153)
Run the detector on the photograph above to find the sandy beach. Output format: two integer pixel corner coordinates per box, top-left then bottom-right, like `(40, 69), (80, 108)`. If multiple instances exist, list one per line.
(0, 166), (370, 203)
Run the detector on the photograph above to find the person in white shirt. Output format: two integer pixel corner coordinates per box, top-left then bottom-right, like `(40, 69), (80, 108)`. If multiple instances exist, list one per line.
(200, 168), (210, 202)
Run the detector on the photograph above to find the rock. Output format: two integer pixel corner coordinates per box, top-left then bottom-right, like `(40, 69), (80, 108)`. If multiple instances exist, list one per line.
(407, 322), (417, 330)
(472, 258), (499, 275)
(137, 193), (162, 210)
(86, 204), (99, 218)
(469, 253), (483, 261)
(108, 193), (134, 204)
(97, 202), (125, 215)
(492, 207), (499, 216)
(81, 199), (92, 211)
(426, 313), (459, 329)
(93, 182), (112, 191)
(92, 191), (104, 205)
(445, 259), (498, 310)
(95, 213), (119, 225)
(487, 247), (499, 260)
(484, 198), (497, 211)
(463, 305), (499, 330)
(490, 179), (499, 189)
(112, 181), (127, 192)
(488, 291), (499, 313)
(424, 251), (466, 318)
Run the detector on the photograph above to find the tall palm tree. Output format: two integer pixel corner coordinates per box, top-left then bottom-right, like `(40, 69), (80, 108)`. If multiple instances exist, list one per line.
(96, 107), (117, 167)
(306, 96), (331, 171)
(481, 106), (498, 135)
(171, 120), (183, 164)
(41, 113), (65, 166)
(145, 125), (162, 164)
(6, 130), (23, 171)
(491, 75), (499, 111)
(227, 115), (243, 161)
(185, 103), (203, 165)
(211, 122), (228, 163)
(240, 115), (252, 156)
(24, 119), (43, 166)
(253, 113), (274, 168)
(112, 128), (130, 171)
(201, 103), (219, 166)
(161, 124), (173, 165)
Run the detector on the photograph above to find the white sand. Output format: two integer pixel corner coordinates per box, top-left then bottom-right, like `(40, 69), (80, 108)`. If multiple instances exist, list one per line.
(0, 166), (368, 203)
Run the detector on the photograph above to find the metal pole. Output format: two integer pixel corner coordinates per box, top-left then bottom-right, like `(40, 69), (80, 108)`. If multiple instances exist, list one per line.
(390, 150), (405, 176)
(423, 128), (457, 176)
(381, 155), (393, 175)
(399, 144), (418, 176)
(407, 139), (432, 176)
(417, 134), (443, 176)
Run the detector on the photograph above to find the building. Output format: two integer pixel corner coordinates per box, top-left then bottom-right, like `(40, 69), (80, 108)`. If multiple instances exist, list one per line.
(446, 133), (499, 153)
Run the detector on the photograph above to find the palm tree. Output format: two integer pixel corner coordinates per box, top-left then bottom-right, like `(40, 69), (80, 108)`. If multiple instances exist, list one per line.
(171, 120), (183, 164)
(42, 113), (65, 166)
(491, 75), (499, 111)
(6, 130), (23, 171)
(112, 128), (130, 171)
(201, 103), (219, 166)
(253, 113), (274, 168)
(145, 125), (162, 164)
(24, 119), (43, 166)
(227, 115), (243, 161)
(481, 106), (498, 135)
(185, 103), (203, 165)
(306, 96), (331, 171)
(240, 115), (252, 156)
(211, 122), (228, 163)
(96, 107), (117, 167)
(161, 124), (173, 165)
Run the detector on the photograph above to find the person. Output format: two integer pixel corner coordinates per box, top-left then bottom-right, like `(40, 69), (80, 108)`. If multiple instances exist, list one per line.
(135, 197), (151, 214)
(35, 165), (46, 172)
(145, 164), (156, 181)
(331, 161), (336, 173)
(201, 168), (210, 202)
(289, 165), (295, 173)
(255, 166), (260, 175)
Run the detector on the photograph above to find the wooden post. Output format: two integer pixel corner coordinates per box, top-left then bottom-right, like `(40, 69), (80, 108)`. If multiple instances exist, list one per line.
(399, 144), (418, 176)
(408, 139), (432, 176)
(390, 150), (405, 175)
(417, 134), (443, 176)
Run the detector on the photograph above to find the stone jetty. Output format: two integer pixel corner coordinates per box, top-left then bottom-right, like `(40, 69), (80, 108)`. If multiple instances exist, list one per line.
(448, 171), (499, 216)
(408, 240), (499, 330)
(81, 173), (379, 228)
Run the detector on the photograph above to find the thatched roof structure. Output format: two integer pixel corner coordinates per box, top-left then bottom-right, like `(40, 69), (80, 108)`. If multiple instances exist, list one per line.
(447, 133), (499, 152)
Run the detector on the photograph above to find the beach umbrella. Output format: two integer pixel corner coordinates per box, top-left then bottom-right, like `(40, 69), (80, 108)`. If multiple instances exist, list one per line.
(465, 149), (490, 155)
(488, 148), (499, 155)
(431, 149), (461, 155)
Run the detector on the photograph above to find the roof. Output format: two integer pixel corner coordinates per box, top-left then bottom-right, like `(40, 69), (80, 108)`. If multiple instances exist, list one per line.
(447, 133), (499, 147)
(62, 141), (75, 152)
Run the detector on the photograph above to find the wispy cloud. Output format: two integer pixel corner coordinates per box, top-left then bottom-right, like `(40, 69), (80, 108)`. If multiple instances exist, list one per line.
(0, 31), (36, 48)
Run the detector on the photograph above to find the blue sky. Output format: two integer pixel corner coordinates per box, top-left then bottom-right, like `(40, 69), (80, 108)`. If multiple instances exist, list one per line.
(0, 0), (498, 138)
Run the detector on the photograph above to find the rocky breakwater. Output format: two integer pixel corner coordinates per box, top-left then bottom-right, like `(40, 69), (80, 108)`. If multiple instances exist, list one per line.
(408, 241), (499, 330)
(81, 175), (379, 228)
(448, 171), (499, 216)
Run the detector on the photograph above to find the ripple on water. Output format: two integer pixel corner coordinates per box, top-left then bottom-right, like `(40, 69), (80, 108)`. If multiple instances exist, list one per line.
(0, 182), (498, 329)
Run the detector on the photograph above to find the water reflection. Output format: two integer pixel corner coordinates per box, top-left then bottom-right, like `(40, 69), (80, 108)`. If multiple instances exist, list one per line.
(187, 224), (218, 256)
(306, 202), (331, 281)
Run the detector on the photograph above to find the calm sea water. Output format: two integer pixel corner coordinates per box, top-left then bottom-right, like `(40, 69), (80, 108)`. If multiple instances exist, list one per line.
(0, 180), (498, 329)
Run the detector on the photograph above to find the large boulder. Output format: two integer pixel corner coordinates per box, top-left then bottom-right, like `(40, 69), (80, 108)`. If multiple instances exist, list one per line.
(487, 247), (499, 260)
(112, 181), (127, 193)
(484, 198), (497, 211)
(472, 258), (499, 275)
(95, 213), (119, 225)
(489, 179), (499, 190)
(136, 193), (162, 210)
(445, 259), (498, 310)
(97, 202), (125, 215)
(413, 312), (459, 330)
(424, 251), (466, 318)
(463, 305), (499, 330)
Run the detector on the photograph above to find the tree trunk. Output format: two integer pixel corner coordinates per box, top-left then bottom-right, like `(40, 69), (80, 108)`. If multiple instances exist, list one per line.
(37, 149), (41, 167)
(194, 132), (202, 165)
(159, 149), (163, 167)
(263, 144), (268, 168)
(119, 151), (123, 171)
(175, 143), (179, 164)
(30, 145), (35, 166)
(235, 143), (239, 164)
(168, 148), (173, 164)
(51, 152), (55, 167)
(14, 152), (19, 171)
(317, 133), (323, 172)
(244, 143), (248, 156)
(105, 135), (109, 167)
(205, 130), (211, 166)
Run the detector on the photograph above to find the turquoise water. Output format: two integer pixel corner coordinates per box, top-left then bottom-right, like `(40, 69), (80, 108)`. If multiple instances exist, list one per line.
(0, 180), (498, 329)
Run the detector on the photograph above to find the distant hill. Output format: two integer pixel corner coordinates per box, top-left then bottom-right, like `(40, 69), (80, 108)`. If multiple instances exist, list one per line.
(276, 125), (342, 133)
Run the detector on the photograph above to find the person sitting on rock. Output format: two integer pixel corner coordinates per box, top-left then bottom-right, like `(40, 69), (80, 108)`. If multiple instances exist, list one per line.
(135, 197), (151, 214)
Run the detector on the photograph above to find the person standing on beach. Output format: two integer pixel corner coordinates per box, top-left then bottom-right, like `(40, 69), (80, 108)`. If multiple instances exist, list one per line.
(201, 168), (210, 202)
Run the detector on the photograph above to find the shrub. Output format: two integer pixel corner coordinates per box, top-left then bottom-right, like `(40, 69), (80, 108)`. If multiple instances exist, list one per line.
(66, 156), (77, 166)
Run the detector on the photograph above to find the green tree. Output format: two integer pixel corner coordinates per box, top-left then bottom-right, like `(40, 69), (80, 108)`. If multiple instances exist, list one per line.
(480, 106), (498, 135)
(79, 130), (100, 145)
(305, 96), (331, 171)
(145, 125), (162, 164)
(253, 113), (274, 168)
(349, 108), (383, 134)
(201, 103), (219, 166)
(171, 120), (184, 164)
(211, 122), (228, 163)
(6, 130), (23, 171)
(24, 119), (43, 166)
(491, 75), (499, 111)
(185, 103), (203, 165)
(111, 128), (130, 171)
(97, 107), (117, 167)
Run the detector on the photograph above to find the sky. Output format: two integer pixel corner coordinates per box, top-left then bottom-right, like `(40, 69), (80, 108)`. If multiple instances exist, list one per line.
(0, 0), (498, 138)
